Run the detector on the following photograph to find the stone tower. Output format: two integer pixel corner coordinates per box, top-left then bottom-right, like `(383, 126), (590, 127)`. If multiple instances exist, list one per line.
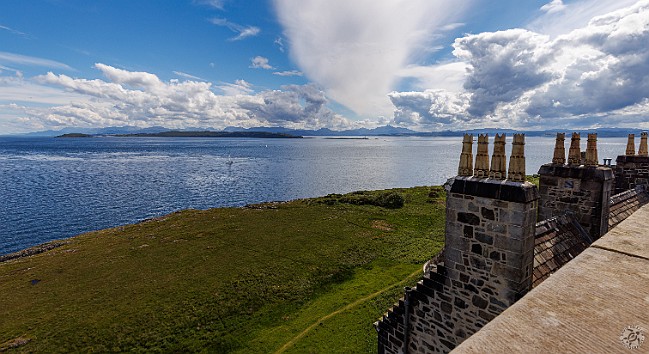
(489, 134), (506, 179)
(458, 134), (474, 176)
(538, 133), (613, 240)
(552, 133), (566, 165)
(474, 134), (490, 178)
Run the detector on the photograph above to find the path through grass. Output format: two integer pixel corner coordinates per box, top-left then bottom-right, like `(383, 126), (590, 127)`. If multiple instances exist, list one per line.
(0, 186), (445, 352)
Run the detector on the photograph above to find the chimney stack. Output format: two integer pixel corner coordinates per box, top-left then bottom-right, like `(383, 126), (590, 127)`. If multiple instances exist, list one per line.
(474, 134), (490, 178)
(489, 134), (507, 179)
(626, 134), (636, 156)
(508, 134), (526, 182)
(552, 133), (566, 165)
(639, 132), (648, 157)
(567, 133), (581, 165)
(585, 133), (598, 166)
(458, 134), (474, 176)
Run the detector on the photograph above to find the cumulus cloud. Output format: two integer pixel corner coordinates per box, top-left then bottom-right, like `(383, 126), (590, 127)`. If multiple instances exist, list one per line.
(540, 0), (567, 14)
(2, 63), (355, 133)
(389, 90), (472, 127)
(389, 0), (649, 130)
(273, 0), (471, 117)
(250, 56), (275, 70)
(210, 18), (260, 41)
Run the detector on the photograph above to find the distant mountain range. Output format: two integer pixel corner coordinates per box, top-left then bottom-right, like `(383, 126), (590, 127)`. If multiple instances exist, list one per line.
(16, 125), (645, 138)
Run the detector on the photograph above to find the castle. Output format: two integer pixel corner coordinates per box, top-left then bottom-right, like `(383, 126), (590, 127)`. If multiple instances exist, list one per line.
(375, 132), (649, 353)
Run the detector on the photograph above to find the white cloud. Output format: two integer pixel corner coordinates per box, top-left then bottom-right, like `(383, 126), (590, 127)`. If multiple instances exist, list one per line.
(173, 71), (205, 81)
(440, 23), (465, 31)
(210, 18), (260, 41)
(0, 51), (73, 70)
(273, 0), (472, 117)
(0, 76), (91, 105)
(397, 62), (468, 91)
(195, 0), (225, 10)
(273, 70), (303, 77)
(540, 0), (567, 14)
(0, 64), (357, 133)
(0, 25), (27, 37)
(274, 37), (285, 52)
(389, 0), (649, 130)
(217, 79), (254, 95)
(250, 56), (275, 70)
(529, 0), (639, 36)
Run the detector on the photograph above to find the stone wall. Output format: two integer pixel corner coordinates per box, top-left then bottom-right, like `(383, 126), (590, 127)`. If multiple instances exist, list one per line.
(613, 155), (649, 194)
(376, 177), (538, 354)
(537, 164), (613, 240)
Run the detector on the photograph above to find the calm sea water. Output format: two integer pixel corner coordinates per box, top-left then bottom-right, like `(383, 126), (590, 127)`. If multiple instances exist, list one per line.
(0, 135), (628, 255)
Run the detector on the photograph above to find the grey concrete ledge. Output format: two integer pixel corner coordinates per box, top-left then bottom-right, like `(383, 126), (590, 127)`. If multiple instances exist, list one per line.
(452, 204), (649, 353)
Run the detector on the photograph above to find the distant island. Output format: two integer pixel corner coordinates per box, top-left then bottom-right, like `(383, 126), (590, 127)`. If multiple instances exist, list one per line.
(56, 133), (93, 138)
(34, 125), (647, 138)
(57, 131), (303, 139)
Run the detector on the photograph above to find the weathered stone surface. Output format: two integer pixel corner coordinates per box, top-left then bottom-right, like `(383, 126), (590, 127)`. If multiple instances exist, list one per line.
(489, 134), (506, 180)
(614, 155), (649, 193)
(508, 134), (526, 182)
(538, 163), (613, 240)
(452, 206), (649, 353)
(626, 133), (636, 156)
(584, 133), (598, 166)
(567, 132), (581, 165)
(473, 134), (490, 178)
(458, 134), (474, 176)
(639, 132), (648, 156)
(552, 133), (565, 165)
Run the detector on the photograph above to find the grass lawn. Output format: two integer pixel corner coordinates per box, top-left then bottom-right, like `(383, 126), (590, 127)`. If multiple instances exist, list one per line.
(0, 186), (446, 353)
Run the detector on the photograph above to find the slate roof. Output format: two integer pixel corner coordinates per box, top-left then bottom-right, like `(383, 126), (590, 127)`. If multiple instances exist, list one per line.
(608, 186), (649, 229)
(532, 215), (591, 288)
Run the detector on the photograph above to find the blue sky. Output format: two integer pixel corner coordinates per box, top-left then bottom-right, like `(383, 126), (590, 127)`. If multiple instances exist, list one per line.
(1, 0), (648, 134)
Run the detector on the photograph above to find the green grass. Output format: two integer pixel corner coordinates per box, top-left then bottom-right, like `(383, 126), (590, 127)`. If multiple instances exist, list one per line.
(0, 186), (446, 353)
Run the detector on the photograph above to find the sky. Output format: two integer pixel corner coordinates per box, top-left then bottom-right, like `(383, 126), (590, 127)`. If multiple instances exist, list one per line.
(0, 0), (648, 134)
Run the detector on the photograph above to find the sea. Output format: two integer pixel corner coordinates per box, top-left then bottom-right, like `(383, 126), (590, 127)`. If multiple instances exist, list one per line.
(0, 135), (629, 255)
